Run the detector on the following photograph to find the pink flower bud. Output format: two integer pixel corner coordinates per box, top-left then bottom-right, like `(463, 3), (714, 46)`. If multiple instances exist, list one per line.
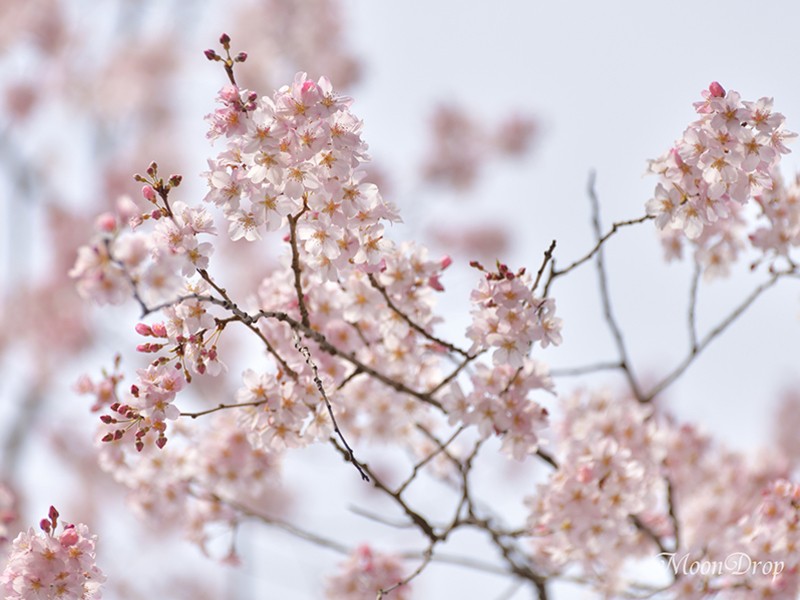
(142, 185), (156, 202)
(59, 526), (79, 547)
(150, 209), (162, 220)
(428, 275), (445, 292)
(39, 519), (51, 533)
(709, 81), (725, 97)
(204, 49), (218, 61)
(135, 323), (153, 336)
(151, 323), (167, 337)
(440, 255), (453, 269)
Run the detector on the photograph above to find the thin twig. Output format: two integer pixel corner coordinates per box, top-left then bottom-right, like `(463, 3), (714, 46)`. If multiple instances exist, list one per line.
(348, 506), (417, 530)
(287, 213), (311, 327)
(294, 331), (368, 481)
(397, 425), (466, 495)
(217, 493), (352, 555)
(330, 439), (440, 543)
(587, 172), (644, 401)
(377, 545), (433, 598)
(687, 262), (701, 350)
(536, 449), (558, 470)
(426, 353), (480, 397)
(257, 309), (446, 411)
(180, 399), (269, 419)
(630, 514), (669, 557)
(549, 361), (623, 378)
(644, 273), (782, 401)
(495, 580), (524, 600)
(544, 212), (654, 296)
(531, 240), (557, 295)
(666, 475), (680, 553)
(369, 273), (472, 358)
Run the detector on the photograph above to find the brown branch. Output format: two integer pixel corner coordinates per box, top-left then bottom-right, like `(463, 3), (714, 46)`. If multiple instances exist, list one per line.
(549, 361), (623, 378)
(426, 353), (480, 397)
(213, 492), (352, 555)
(368, 274), (472, 359)
(587, 172), (644, 401)
(330, 439), (440, 543)
(397, 425), (466, 495)
(377, 545), (433, 599)
(544, 203), (653, 297)
(287, 212), (311, 327)
(256, 309), (446, 411)
(477, 515), (549, 599)
(348, 506), (417, 530)
(180, 399), (269, 419)
(644, 272), (782, 401)
(293, 331), (368, 481)
(536, 449), (558, 470)
(687, 262), (701, 350)
(666, 475), (680, 553)
(630, 514), (670, 558)
(531, 240), (557, 295)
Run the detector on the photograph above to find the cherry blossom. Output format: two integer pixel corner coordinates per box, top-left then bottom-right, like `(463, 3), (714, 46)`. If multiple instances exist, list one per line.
(325, 545), (410, 600)
(467, 261), (562, 368)
(647, 81), (797, 277)
(0, 507), (105, 600)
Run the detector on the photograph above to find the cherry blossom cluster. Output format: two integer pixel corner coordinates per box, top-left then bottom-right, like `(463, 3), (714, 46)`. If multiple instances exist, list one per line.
(1, 507), (104, 600)
(241, 242), (452, 451)
(71, 183), (226, 451)
(466, 261), (562, 368)
(76, 348), (192, 451)
(325, 545), (410, 600)
(662, 422), (783, 553)
(70, 175), (217, 307)
(203, 71), (400, 278)
(646, 82), (796, 276)
(526, 389), (666, 593)
(670, 479), (800, 598)
(95, 410), (285, 561)
(75, 354), (285, 559)
(751, 172), (800, 262)
(442, 360), (552, 460)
